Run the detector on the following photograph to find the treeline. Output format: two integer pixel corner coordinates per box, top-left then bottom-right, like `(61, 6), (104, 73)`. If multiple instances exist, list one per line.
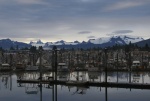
(0, 46), (43, 53)
(0, 42), (149, 52)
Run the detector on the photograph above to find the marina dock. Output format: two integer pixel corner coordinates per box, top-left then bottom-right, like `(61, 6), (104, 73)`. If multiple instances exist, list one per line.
(17, 79), (150, 90)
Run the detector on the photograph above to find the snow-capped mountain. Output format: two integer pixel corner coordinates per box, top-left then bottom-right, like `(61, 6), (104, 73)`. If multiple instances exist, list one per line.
(30, 39), (45, 47)
(30, 35), (144, 49)
(30, 40), (81, 47)
(0, 35), (145, 50)
(88, 35), (144, 44)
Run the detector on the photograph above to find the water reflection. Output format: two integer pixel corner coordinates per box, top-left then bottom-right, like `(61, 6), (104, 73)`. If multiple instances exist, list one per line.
(1, 71), (150, 101)
(0, 72), (12, 90)
(14, 71), (150, 84)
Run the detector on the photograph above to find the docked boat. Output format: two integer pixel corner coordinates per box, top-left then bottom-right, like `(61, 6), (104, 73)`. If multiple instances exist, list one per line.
(58, 62), (69, 72)
(58, 72), (69, 81)
(0, 63), (12, 71)
(88, 72), (99, 81)
(87, 66), (99, 72)
(25, 65), (38, 71)
(15, 62), (26, 70)
(36, 57), (52, 71)
(132, 61), (141, 69)
(85, 63), (99, 72)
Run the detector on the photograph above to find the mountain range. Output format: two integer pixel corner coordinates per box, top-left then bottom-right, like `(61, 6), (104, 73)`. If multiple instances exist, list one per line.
(0, 35), (149, 49)
(30, 35), (145, 49)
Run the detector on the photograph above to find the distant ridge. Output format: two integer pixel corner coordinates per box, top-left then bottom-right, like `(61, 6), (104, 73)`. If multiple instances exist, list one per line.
(0, 38), (31, 49)
(134, 38), (150, 47)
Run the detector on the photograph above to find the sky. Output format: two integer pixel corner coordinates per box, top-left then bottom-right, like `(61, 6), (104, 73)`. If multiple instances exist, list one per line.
(0, 0), (150, 43)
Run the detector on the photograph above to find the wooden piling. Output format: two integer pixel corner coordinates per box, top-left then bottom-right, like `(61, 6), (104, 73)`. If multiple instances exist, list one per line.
(104, 48), (108, 83)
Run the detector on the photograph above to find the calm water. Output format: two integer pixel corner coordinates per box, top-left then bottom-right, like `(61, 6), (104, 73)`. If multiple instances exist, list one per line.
(1, 71), (150, 101)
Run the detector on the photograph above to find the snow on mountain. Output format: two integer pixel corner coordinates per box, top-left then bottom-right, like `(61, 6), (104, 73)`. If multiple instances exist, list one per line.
(53, 40), (80, 45)
(88, 35), (144, 44)
(45, 42), (53, 46)
(29, 35), (144, 48)
(64, 40), (80, 45)
(64, 42), (78, 45)
(30, 40), (80, 48)
(88, 37), (111, 44)
(30, 39), (45, 47)
(119, 35), (144, 44)
(36, 39), (43, 44)
(0, 35), (145, 50)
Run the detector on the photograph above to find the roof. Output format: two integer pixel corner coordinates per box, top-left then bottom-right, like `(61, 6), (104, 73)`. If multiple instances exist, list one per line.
(133, 61), (140, 63)
(58, 63), (66, 65)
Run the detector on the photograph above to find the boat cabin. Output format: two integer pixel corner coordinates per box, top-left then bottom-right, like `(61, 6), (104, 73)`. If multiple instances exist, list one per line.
(58, 63), (69, 72)
(132, 61), (141, 69)
(0, 63), (11, 71)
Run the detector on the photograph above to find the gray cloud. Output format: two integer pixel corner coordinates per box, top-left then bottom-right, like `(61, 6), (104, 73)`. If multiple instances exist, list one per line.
(113, 30), (133, 34)
(107, 30), (133, 36)
(103, 1), (146, 12)
(0, 0), (150, 42)
(87, 36), (96, 38)
(78, 31), (92, 34)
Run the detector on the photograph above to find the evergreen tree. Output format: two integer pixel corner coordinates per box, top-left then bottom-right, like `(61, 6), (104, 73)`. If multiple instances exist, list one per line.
(0, 47), (3, 51)
(38, 46), (43, 51)
(30, 46), (37, 53)
(144, 43), (149, 51)
(10, 46), (14, 50)
(21, 47), (29, 50)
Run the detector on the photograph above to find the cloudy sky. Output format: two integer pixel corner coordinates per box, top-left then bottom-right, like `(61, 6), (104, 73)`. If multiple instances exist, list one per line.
(0, 0), (150, 43)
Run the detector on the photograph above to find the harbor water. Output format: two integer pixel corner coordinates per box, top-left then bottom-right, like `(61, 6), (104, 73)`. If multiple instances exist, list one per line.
(0, 71), (150, 101)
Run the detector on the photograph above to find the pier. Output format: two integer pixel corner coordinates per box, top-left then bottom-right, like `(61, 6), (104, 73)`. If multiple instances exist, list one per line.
(17, 79), (150, 90)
